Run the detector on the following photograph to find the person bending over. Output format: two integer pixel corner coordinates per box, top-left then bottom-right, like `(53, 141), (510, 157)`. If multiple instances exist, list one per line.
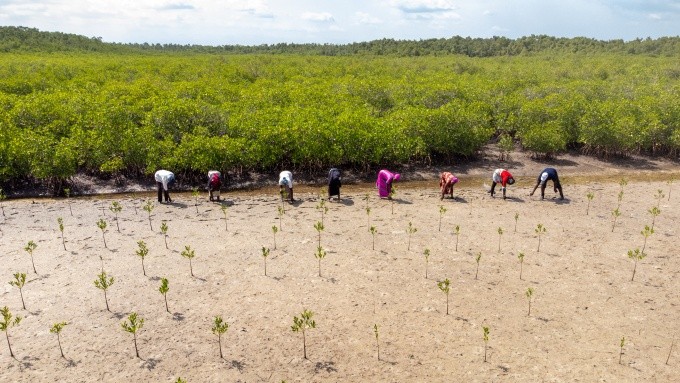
(154, 169), (175, 203)
(530, 167), (564, 200)
(279, 170), (294, 203)
(488, 168), (515, 200)
(439, 172), (459, 200)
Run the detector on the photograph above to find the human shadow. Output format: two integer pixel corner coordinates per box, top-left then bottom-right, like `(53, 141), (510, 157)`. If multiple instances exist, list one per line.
(167, 201), (188, 209)
(555, 198), (571, 205)
(443, 196), (468, 203)
(503, 196), (525, 203)
(335, 198), (354, 206)
(392, 198), (412, 205)
(217, 200), (235, 207)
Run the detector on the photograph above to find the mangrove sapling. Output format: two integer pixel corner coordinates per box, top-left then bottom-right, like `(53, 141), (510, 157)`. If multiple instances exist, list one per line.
(423, 248), (430, 278)
(389, 187), (396, 214)
(143, 200), (154, 231)
(365, 207), (371, 229)
(407, 221), (417, 251)
(121, 312), (144, 359)
(369, 225), (377, 250)
(135, 240), (149, 276)
(50, 321), (68, 358)
(363, 193), (370, 210)
(192, 187), (200, 214)
(64, 188), (73, 216)
(277, 205), (284, 231)
(159, 278), (170, 313)
(94, 271), (114, 311)
(272, 225), (278, 250)
(640, 225), (654, 253)
(526, 287), (534, 316)
(24, 240), (38, 273)
(291, 309), (316, 359)
(667, 338), (675, 365)
(211, 316), (229, 359)
(438, 205), (447, 232)
(655, 189), (664, 208)
(483, 326), (490, 362)
(611, 208), (621, 232)
(437, 278), (451, 315)
(314, 221), (324, 248)
(314, 246), (326, 277)
(0, 306), (22, 358)
(617, 190), (624, 209)
(648, 206), (660, 230)
(0, 188), (6, 217)
(221, 205), (228, 231)
(619, 336), (625, 364)
(514, 212), (519, 233)
(453, 225), (460, 251)
(535, 223), (546, 253)
(261, 247), (270, 276)
(586, 192), (594, 216)
(475, 252), (481, 280)
(316, 200), (328, 226)
(181, 245), (196, 277)
(57, 217), (66, 251)
(518, 252), (525, 280)
(668, 179), (673, 202)
(9, 272), (27, 309)
(373, 324), (380, 361)
(160, 221), (169, 249)
(176, 378), (186, 383)
(497, 227), (503, 253)
(109, 201), (122, 232)
(96, 218), (108, 249)
(627, 248), (647, 282)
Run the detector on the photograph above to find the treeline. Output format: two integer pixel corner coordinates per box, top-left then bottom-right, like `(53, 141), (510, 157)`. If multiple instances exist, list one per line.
(1, 50), (679, 193)
(2, 26), (680, 57)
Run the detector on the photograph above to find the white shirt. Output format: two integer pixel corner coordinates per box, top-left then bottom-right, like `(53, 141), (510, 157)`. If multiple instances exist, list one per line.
(154, 170), (174, 191)
(279, 171), (293, 187)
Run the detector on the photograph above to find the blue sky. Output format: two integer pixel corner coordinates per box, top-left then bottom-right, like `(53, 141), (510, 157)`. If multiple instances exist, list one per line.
(0, 0), (678, 45)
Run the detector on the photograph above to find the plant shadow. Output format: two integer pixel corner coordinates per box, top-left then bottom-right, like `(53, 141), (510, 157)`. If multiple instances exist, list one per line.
(314, 360), (338, 373)
(172, 312), (185, 321)
(19, 355), (39, 371)
(230, 359), (246, 372)
(142, 357), (160, 370)
(65, 358), (80, 368)
(112, 311), (127, 319)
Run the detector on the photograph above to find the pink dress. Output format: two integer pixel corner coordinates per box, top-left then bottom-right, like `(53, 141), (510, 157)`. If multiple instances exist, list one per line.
(376, 169), (401, 198)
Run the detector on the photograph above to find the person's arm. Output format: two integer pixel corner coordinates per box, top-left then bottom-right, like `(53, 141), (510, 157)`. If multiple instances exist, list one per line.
(530, 181), (540, 196)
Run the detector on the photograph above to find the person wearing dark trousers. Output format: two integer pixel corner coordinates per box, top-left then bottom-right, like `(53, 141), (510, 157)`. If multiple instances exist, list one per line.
(328, 168), (341, 201)
(279, 170), (294, 203)
(488, 168), (515, 200)
(154, 169), (175, 203)
(530, 167), (564, 200)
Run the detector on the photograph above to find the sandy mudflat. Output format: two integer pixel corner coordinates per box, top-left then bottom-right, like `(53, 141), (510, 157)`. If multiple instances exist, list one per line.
(1, 163), (680, 382)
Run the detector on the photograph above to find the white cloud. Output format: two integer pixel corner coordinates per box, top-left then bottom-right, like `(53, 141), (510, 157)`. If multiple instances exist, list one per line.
(355, 11), (382, 25)
(301, 12), (335, 22)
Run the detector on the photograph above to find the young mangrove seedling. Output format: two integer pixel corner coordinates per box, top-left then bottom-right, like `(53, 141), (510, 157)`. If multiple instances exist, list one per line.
(526, 287), (534, 316)
(627, 248), (647, 282)
(369, 225), (377, 250)
(0, 188), (6, 217)
(640, 225), (654, 253)
(475, 252), (481, 280)
(121, 312), (144, 359)
(109, 201), (123, 232)
(535, 223), (546, 253)
(483, 326), (490, 362)
(143, 200), (154, 231)
(175, 378), (186, 383)
(437, 278), (451, 315)
(365, 207), (371, 229)
(50, 321), (68, 358)
(619, 336), (625, 364)
(272, 225), (279, 250)
(291, 309), (316, 359)
(314, 221), (325, 248)
(617, 190), (624, 209)
(586, 192), (594, 216)
(497, 227), (504, 253)
(423, 248), (430, 279)
(261, 247), (270, 276)
(181, 245), (196, 277)
(518, 252), (525, 280)
(212, 316), (229, 359)
(277, 205), (284, 231)
(667, 179), (673, 202)
(667, 338), (675, 365)
(0, 306), (22, 358)
(94, 271), (114, 312)
(648, 206), (660, 231)
(9, 272), (27, 310)
(363, 193), (370, 209)
(655, 189), (664, 208)
(64, 188), (73, 216)
(57, 217), (66, 251)
(514, 212), (519, 233)
(159, 278), (170, 313)
(453, 225), (460, 252)
(160, 221), (169, 249)
(438, 205), (447, 232)
(192, 187), (200, 214)
(373, 323), (380, 361)
(611, 208), (621, 232)
(314, 246), (326, 277)
(135, 240), (149, 276)
(24, 240), (38, 274)
(316, 200), (328, 225)
(407, 221), (417, 251)
(96, 218), (108, 248)
(221, 204), (228, 231)
(389, 187), (396, 215)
